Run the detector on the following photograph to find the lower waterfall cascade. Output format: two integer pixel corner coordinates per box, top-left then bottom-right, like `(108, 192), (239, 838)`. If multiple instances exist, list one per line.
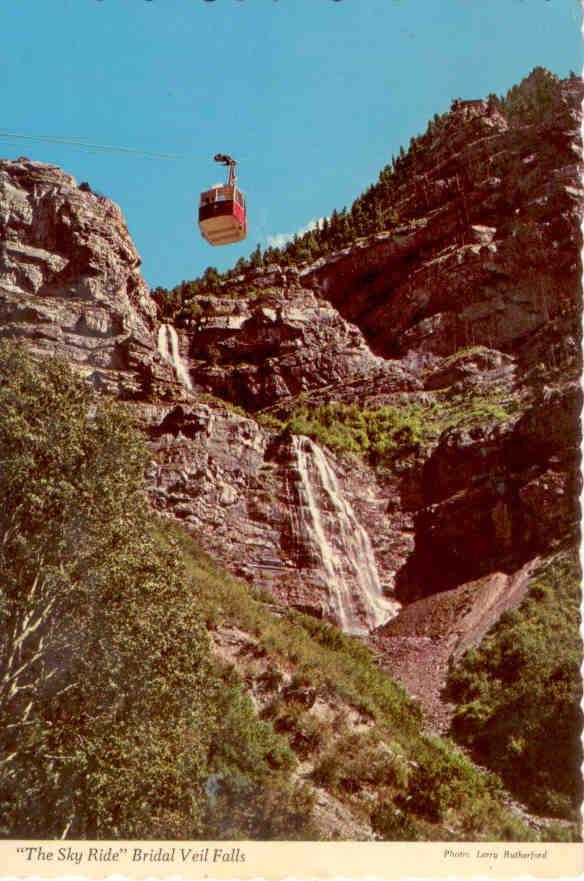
(290, 434), (400, 634)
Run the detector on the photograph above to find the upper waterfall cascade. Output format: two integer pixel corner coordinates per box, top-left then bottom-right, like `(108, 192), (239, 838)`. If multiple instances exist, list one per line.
(158, 324), (193, 391)
(290, 435), (400, 634)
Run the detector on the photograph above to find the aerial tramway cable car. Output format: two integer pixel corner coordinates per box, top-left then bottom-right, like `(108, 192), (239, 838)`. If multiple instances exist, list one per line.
(198, 153), (248, 246)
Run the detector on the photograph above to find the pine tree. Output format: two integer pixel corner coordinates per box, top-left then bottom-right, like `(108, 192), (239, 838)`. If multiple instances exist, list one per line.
(250, 244), (263, 269)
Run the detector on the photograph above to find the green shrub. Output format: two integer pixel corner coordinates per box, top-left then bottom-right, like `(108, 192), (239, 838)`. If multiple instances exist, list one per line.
(257, 667), (284, 691)
(312, 731), (407, 795)
(208, 672), (296, 779)
(205, 774), (319, 839)
(289, 713), (331, 759)
(312, 752), (342, 788)
(260, 392), (522, 474)
(406, 740), (477, 821)
(370, 801), (418, 841)
(446, 552), (583, 820)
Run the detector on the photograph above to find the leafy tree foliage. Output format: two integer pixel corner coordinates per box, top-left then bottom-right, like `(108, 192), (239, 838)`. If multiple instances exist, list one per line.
(0, 342), (216, 837)
(0, 343), (312, 839)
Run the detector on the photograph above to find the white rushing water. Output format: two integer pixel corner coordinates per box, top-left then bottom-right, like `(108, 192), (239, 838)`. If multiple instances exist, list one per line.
(158, 324), (193, 391)
(291, 435), (399, 634)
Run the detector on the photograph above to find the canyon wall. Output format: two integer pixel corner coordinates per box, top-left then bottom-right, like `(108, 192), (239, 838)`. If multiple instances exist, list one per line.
(0, 75), (581, 648)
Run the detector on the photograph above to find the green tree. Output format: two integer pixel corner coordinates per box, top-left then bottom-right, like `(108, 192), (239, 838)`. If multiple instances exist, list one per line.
(202, 266), (222, 293)
(250, 244), (263, 269)
(0, 343), (216, 838)
(499, 67), (560, 126)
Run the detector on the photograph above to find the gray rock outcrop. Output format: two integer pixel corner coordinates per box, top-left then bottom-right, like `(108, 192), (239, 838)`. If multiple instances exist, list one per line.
(0, 158), (174, 398)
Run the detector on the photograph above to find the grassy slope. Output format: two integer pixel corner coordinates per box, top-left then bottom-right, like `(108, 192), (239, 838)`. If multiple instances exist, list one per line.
(170, 524), (555, 842)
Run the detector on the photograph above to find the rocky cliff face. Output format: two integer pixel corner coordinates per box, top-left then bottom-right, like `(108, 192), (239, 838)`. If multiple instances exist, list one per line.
(302, 83), (581, 370)
(177, 282), (421, 412)
(144, 400), (404, 632)
(0, 158), (177, 399)
(0, 76), (581, 713)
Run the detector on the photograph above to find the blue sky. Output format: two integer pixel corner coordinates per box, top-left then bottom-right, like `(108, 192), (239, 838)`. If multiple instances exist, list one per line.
(0, 0), (581, 290)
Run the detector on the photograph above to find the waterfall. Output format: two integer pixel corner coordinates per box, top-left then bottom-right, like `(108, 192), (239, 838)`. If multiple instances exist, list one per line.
(158, 324), (193, 391)
(290, 435), (399, 634)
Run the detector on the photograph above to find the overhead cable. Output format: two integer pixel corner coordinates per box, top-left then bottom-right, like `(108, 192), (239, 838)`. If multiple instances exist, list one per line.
(0, 130), (217, 161)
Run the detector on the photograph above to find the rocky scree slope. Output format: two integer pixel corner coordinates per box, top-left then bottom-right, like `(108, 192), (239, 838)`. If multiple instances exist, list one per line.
(0, 76), (581, 734)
